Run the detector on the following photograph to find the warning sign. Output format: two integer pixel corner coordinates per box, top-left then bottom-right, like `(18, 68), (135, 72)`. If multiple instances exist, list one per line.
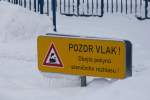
(43, 43), (63, 67)
(37, 34), (132, 79)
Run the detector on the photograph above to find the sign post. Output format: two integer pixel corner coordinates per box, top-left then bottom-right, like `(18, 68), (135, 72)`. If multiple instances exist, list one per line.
(81, 76), (87, 87)
(51, 0), (57, 32)
(37, 34), (132, 86)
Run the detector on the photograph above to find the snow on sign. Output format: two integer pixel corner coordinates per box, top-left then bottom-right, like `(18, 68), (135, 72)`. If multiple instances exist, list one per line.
(43, 43), (63, 67)
(37, 34), (132, 79)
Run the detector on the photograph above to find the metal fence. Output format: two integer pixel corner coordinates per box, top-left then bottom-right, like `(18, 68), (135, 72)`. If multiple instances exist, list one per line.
(59, 0), (150, 19)
(2, 0), (51, 15)
(2, 0), (150, 19)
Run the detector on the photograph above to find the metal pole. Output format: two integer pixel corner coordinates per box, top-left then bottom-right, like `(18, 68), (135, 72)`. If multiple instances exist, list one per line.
(81, 76), (87, 87)
(52, 0), (57, 32)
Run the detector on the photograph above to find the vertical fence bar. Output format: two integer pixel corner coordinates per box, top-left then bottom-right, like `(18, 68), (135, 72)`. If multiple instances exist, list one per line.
(82, 0), (84, 15)
(34, 0), (36, 12)
(68, 0), (70, 14)
(145, 0), (148, 18)
(72, 0), (75, 15)
(16, 0), (18, 4)
(92, 0), (94, 15)
(116, 0), (118, 12)
(40, 0), (44, 14)
(20, 0), (22, 6)
(77, 0), (80, 15)
(111, 0), (113, 13)
(73, 0), (75, 14)
(24, 0), (26, 8)
(107, 0), (109, 12)
(96, 0), (98, 15)
(101, 0), (104, 17)
(135, 0), (137, 15)
(126, 0), (127, 14)
(47, 0), (49, 16)
(19, 0), (20, 5)
(52, 0), (57, 31)
(64, 0), (66, 13)
(87, 0), (89, 14)
(130, 0), (133, 13)
(121, 0), (123, 13)
(139, 0), (142, 16)
(20, 0), (22, 5)
(60, 0), (62, 13)
(38, 0), (39, 12)
(29, 0), (31, 10)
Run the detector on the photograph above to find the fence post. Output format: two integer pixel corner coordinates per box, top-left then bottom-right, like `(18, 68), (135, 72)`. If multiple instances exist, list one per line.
(52, 0), (57, 32)
(81, 76), (87, 87)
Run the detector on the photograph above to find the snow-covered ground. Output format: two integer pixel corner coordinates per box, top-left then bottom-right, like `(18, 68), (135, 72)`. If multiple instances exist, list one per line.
(0, 1), (150, 100)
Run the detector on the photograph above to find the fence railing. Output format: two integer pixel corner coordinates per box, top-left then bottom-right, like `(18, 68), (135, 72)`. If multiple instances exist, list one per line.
(59, 0), (150, 19)
(2, 0), (150, 20)
(2, 0), (51, 15)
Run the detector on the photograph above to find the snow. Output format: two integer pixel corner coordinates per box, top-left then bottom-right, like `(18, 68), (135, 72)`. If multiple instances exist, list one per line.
(0, 1), (150, 100)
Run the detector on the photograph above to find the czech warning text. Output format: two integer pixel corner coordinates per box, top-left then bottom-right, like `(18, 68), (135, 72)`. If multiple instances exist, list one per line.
(69, 43), (121, 55)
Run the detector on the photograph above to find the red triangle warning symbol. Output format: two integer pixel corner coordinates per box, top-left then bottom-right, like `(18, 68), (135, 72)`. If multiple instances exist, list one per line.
(43, 43), (63, 67)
